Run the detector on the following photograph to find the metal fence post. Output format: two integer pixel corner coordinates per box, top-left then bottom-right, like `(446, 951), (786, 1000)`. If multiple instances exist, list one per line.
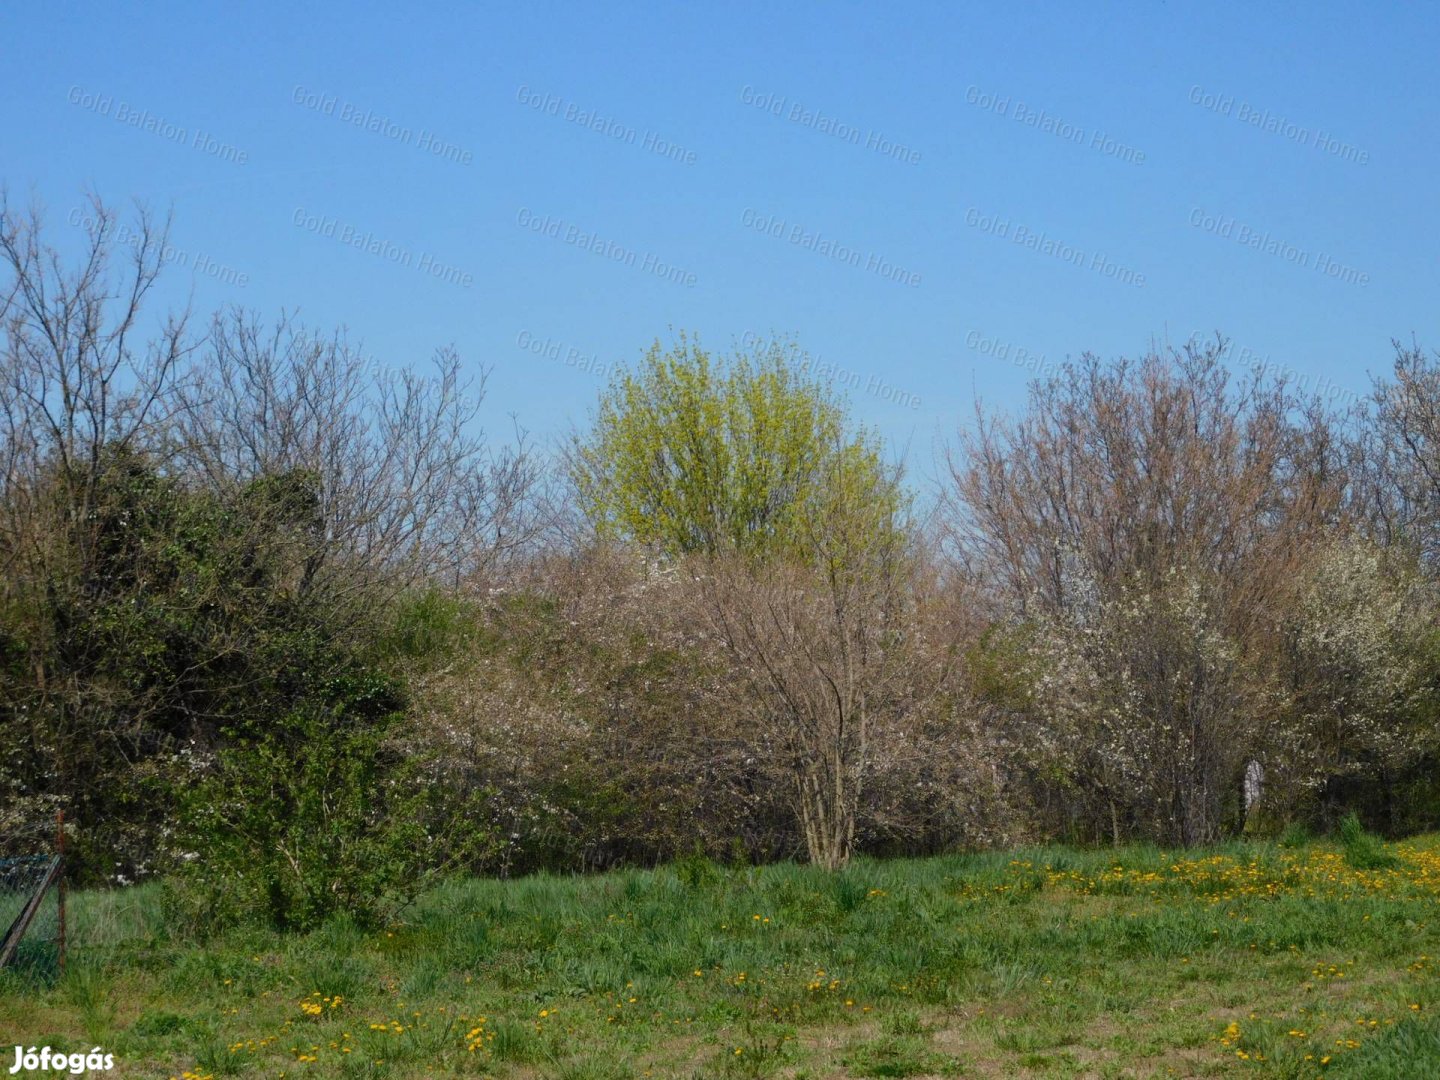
(56, 811), (66, 976)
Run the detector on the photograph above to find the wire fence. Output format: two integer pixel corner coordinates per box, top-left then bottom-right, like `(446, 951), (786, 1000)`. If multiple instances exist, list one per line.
(0, 815), (66, 980)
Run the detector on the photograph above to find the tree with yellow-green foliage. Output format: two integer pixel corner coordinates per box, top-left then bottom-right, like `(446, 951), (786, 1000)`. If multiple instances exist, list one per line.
(573, 334), (929, 870)
(571, 333), (902, 561)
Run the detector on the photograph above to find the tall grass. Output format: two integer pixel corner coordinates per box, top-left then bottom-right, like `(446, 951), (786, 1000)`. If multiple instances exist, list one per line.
(1339, 811), (1400, 869)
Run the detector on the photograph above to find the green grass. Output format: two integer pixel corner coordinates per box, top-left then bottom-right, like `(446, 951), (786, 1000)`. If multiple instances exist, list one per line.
(1338, 813), (1400, 871)
(5, 835), (1440, 1078)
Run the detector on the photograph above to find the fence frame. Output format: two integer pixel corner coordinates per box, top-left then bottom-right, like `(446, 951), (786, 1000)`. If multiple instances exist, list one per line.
(0, 811), (66, 972)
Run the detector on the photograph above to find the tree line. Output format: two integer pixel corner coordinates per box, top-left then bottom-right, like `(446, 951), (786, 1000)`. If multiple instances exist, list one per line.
(3, 196), (1438, 930)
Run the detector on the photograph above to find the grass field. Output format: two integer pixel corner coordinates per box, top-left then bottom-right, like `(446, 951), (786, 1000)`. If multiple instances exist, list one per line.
(5, 836), (1440, 1079)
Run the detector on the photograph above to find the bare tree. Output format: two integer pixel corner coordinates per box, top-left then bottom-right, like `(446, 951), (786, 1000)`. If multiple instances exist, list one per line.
(945, 340), (1349, 843)
(689, 454), (942, 870)
(0, 192), (192, 578)
(946, 339), (1338, 621)
(1359, 342), (1440, 560)
(171, 307), (541, 612)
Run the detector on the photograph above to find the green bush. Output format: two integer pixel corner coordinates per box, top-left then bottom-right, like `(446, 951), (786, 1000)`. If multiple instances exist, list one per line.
(673, 849), (722, 891)
(167, 669), (498, 932)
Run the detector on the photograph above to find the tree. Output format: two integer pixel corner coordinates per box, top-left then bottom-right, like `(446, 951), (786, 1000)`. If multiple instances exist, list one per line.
(0, 194), (194, 870)
(1361, 342), (1440, 562)
(572, 333), (897, 560)
(1019, 563), (1255, 845)
(569, 332), (919, 869)
(1266, 537), (1440, 828)
(173, 307), (541, 610)
(688, 449), (932, 870)
(0, 194), (535, 894)
(946, 339), (1336, 620)
(947, 340), (1347, 844)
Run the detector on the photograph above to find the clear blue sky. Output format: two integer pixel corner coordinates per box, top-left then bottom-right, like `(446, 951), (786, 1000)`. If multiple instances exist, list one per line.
(6, 1), (1436, 483)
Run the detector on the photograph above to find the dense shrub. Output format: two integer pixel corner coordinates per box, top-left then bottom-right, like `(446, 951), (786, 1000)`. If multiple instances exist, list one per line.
(167, 670), (498, 932)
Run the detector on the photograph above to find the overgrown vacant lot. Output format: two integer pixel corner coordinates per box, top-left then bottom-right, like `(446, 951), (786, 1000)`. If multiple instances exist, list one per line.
(7, 838), (1440, 1079)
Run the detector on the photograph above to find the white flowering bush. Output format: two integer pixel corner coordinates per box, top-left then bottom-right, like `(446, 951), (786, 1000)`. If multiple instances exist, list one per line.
(407, 547), (798, 872)
(1266, 538), (1440, 822)
(1019, 565), (1253, 845)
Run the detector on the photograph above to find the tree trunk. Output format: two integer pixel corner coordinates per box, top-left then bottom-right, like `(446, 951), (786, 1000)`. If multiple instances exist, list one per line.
(797, 764), (854, 871)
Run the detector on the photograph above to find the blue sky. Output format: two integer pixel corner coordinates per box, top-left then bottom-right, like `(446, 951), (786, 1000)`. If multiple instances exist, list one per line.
(6, 1), (1436, 484)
